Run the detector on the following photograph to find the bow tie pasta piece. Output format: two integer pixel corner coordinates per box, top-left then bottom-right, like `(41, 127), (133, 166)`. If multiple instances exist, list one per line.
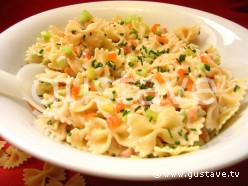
(66, 128), (88, 151)
(85, 117), (130, 155)
(127, 107), (190, 157)
(44, 101), (73, 125)
(37, 117), (67, 141)
(173, 26), (200, 44)
(214, 75), (247, 132)
(70, 99), (98, 128)
(3, 145), (31, 169)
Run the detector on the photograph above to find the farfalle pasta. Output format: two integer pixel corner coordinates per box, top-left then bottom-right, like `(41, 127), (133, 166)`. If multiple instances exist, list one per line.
(25, 10), (247, 158)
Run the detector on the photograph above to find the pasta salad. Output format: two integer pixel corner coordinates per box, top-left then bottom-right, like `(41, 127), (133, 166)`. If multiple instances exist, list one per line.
(25, 10), (247, 158)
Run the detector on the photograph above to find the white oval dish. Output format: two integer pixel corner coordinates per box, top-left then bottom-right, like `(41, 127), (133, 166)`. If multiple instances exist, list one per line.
(0, 1), (248, 180)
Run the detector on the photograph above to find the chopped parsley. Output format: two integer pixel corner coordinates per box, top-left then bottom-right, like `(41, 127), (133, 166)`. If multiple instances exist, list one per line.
(178, 54), (186, 64)
(47, 120), (53, 125)
(94, 62), (103, 69)
(175, 140), (180, 145)
(139, 84), (148, 89)
(178, 129), (183, 136)
(233, 84), (240, 92)
(144, 106), (149, 111)
(71, 30), (77, 34)
(106, 61), (115, 68)
(122, 109), (130, 117)
(204, 64), (211, 71)
(134, 105), (141, 112)
(39, 49), (44, 54)
(145, 95), (153, 101)
(91, 59), (97, 67)
(128, 62), (134, 67)
(118, 42), (127, 47)
(157, 66), (169, 73)
(131, 44), (136, 50)
(167, 128), (173, 139)
(184, 133), (189, 141)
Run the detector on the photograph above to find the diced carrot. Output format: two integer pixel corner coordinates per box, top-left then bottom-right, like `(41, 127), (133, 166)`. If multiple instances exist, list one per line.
(59, 33), (65, 37)
(71, 86), (80, 98)
(200, 55), (208, 63)
(156, 36), (168, 43)
(126, 23), (132, 29)
(90, 83), (96, 91)
(151, 24), (160, 34)
(82, 49), (91, 60)
(147, 91), (156, 97)
(177, 69), (186, 78)
(64, 67), (72, 76)
(185, 78), (194, 91)
(160, 99), (170, 106)
(129, 40), (137, 47)
(152, 72), (163, 83)
(122, 45), (130, 54)
(187, 107), (198, 122)
(106, 115), (120, 130)
(116, 102), (126, 113)
(73, 47), (78, 55)
(62, 41), (67, 45)
(58, 82), (66, 87)
(199, 128), (209, 142)
(160, 93), (173, 106)
(106, 53), (117, 61)
(120, 77), (134, 84)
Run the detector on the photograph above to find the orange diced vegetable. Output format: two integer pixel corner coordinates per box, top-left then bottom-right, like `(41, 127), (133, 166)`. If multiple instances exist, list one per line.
(64, 67), (72, 76)
(72, 86), (80, 98)
(199, 128), (210, 142)
(82, 49), (91, 60)
(107, 53), (117, 61)
(160, 99), (170, 106)
(185, 78), (194, 91)
(177, 69), (186, 78)
(106, 115), (120, 130)
(130, 40), (137, 47)
(73, 47), (78, 55)
(156, 36), (168, 43)
(126, 23), (132, 29)
(116, 102), (126, 113)
(122, 45), (130, 54)
(90, 83), (96, 91)
(160, 93), (173, 106)
(120, 77), (134, 83)
(151, 24), (160, 34)
(200, 55), (208, 63)
(187, 107), (198, 122)
(147, 91), (156, 98)
(152, 72), (163, 83)
(59, 32), (65, 37)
